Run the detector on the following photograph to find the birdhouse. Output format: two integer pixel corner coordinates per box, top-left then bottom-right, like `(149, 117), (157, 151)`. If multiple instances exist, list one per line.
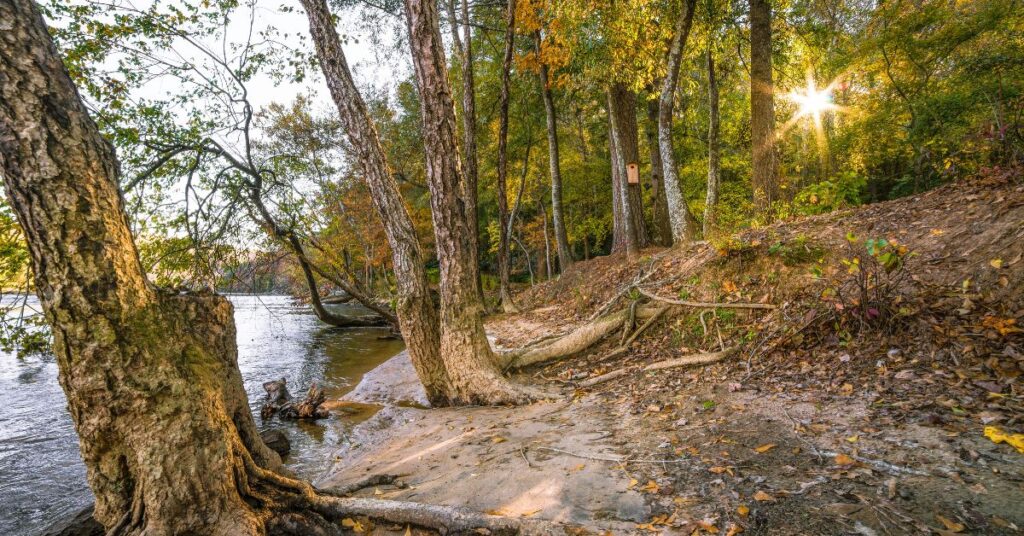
(626, 162), (639, 184)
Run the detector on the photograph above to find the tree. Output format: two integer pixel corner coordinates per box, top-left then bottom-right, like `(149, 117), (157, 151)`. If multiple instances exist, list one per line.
(0, 1), (561, 532)
(645, 97), (672, 246)
(750, 0), (780, 211)
(657, 0), (700, 244)
(608, 83), (649, 257)
(704, 42), (721, 236)
(403, 0), (533, 404)
(497, 0), (519, 311)
(301, 0), (449, 404)
(533, 31), (574, 273)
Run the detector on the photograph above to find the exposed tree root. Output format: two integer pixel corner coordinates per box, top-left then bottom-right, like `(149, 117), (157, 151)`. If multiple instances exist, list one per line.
(635, 286), (777, 310)
(323, 474), (405, 496)
(579, 347), (737, 387)
(498, 306), (664, 370)
(598, 305), (671, 364)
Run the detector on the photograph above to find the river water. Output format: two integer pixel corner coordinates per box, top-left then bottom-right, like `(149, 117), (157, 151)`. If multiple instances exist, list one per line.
(0, 294), (404, 536)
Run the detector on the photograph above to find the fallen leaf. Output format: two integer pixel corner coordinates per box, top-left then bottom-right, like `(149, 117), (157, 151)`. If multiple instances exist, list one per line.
(725, 523), (744, 536)
(521, 508), (542, 517)
(737, 505), (750, 517)
(640, 480), (660, 493)
(936, 514), (965, 533)
(627, 478), (639, 489)
(754, 443), (777, 453)
(491, 436), (507, 444)
(990, 258), (1003, 269)
(709, 466), (728, 474)
(984, 426), (1024, 453)
(753, 490), (775, 502)
(834, 453), (856, 466)
(570, 463), (586, 472)
(846, 435), (859, 443)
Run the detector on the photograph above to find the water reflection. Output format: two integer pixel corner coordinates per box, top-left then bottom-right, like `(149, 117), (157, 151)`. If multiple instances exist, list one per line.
(0, 294), (403, 536)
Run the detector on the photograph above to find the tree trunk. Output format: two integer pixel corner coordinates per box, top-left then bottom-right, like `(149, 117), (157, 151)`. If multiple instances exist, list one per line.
(704, 45), (721, 236)
(496, 0), (517, 313)
(302, 0), (449, 404)
(645, 97), (672, 246)
(297, 251), (387, 328)
(750, 0), (780, 211)
(658, 0), (700, 245)
(607, 83), (649, 258)
(609, 110), (628, 254)
(533, 31), (574, 273)
(0, 3), (286, 532)
(403, 0), (532, 404)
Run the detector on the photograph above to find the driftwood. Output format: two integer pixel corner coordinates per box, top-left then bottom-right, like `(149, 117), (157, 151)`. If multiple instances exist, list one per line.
(580, 347), (737, 387)
(261, 378), (329, 420)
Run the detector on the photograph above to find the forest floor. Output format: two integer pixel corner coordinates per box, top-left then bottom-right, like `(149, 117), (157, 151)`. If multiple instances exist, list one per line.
(319, 171), (1024, 535)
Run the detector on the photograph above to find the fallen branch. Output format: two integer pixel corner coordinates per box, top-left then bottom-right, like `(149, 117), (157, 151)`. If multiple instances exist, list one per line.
(528, 446), (687, 464)
(580, 347), (737, 387)
(595, 305), (671, 364)
(636, 287), (776, 310)
(818, 450), (930, 477)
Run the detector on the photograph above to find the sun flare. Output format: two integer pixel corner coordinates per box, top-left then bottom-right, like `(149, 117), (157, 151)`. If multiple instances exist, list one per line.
(788, 77), (838, 124)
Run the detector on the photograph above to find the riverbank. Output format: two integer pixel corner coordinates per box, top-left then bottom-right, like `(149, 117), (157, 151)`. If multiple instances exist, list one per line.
(319, 175), (1023, 534)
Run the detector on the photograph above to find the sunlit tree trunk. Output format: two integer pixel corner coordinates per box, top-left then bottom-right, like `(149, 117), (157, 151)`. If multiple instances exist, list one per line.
(533, 31), (574, 273)
(496, 0), (518, 312)
(704, 45), (721, 236)
(302, 0), (449, 404)
(0, 3), (281, 532)
(403, 0), (531, 404)
(658, 0), (700, 244)
(610, 110), (628, 253)
(750, 0), (780, 211)
(645, 98), (672, 246)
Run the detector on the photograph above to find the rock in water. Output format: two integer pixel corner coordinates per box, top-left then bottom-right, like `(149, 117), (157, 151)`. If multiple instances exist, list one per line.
(261, 377), (292, 419)
(260, 429), (291, 457)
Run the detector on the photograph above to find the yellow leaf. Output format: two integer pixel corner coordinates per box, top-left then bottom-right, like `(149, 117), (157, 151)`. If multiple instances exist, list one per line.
(990, 258), (1003, 269)
(846, 435), (859, 443)
(640, 480), (660, 493)
(753, 490), (774, 502)
(984, 426), (1024, 453)
(834, 453), (856, 466)
(936, 514), (965, 533)
(709, 466), (728, 474)
(754, 443), (776, 453)
(737, 505), (750, 517)
(491, 436), (507, 443)
(342, 518), (356, 527)
(726, 523), (745, 536)
(627, 478), (639, 489)
(522, 508), (543, 517)
(570, 463), (586, 472)
(405, 527), (412, 536)
(723, 280), (738, 293)
(373, 487), (382, 495)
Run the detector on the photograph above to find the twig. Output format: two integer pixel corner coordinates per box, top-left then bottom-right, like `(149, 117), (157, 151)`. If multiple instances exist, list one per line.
(595, 305), (672, 364)
(636, 287), (776, 309)
(819, 450), (930, 477)
(580, 347), (736, 387)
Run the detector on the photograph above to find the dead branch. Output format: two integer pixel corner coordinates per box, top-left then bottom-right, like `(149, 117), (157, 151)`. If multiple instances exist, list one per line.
(636, 287), (777, 310)
(596, 305), (671, 364)
(580, 347), (737, 387)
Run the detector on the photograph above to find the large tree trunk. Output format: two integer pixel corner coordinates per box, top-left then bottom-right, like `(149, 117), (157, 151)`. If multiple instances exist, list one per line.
(704, 45), (721, 236)
(496, 0), (518, 312)
(658, 0), (700, 245)
(607, 83), (649, 258)
(750, 0), (780, 211)
(645, 97), (672, 246)
(403, 0), (532, 404)
(533, 31), (574, 273)
(0, 3), (284, 532)
(300, 0), (449, 404)
(609, 110), (628, 253)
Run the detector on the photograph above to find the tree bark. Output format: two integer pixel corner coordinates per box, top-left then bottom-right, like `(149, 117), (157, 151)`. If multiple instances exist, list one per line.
(704, 45), (721, 236)
(645, 97), (672, 246)
(444, 0), (484, 303)
(403, 0), (532, 404)
(750, 0), (780, 211)
(609, 110), (627, 253)
(607, 83), (649, 258)
(533, 31), (574, 273)
(0, 3), (283, 532)
(496, 0), (518, 312)
(302, 0), (449, 404)
(658, 0), (700, 245)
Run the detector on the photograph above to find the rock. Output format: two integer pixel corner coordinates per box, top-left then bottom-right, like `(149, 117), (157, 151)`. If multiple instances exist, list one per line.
(261, 428), (291, 457)
(38, 505), (103, 536)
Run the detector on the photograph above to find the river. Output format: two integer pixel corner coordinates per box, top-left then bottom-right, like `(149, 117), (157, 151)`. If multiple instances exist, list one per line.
(0, 294), (404, 536)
